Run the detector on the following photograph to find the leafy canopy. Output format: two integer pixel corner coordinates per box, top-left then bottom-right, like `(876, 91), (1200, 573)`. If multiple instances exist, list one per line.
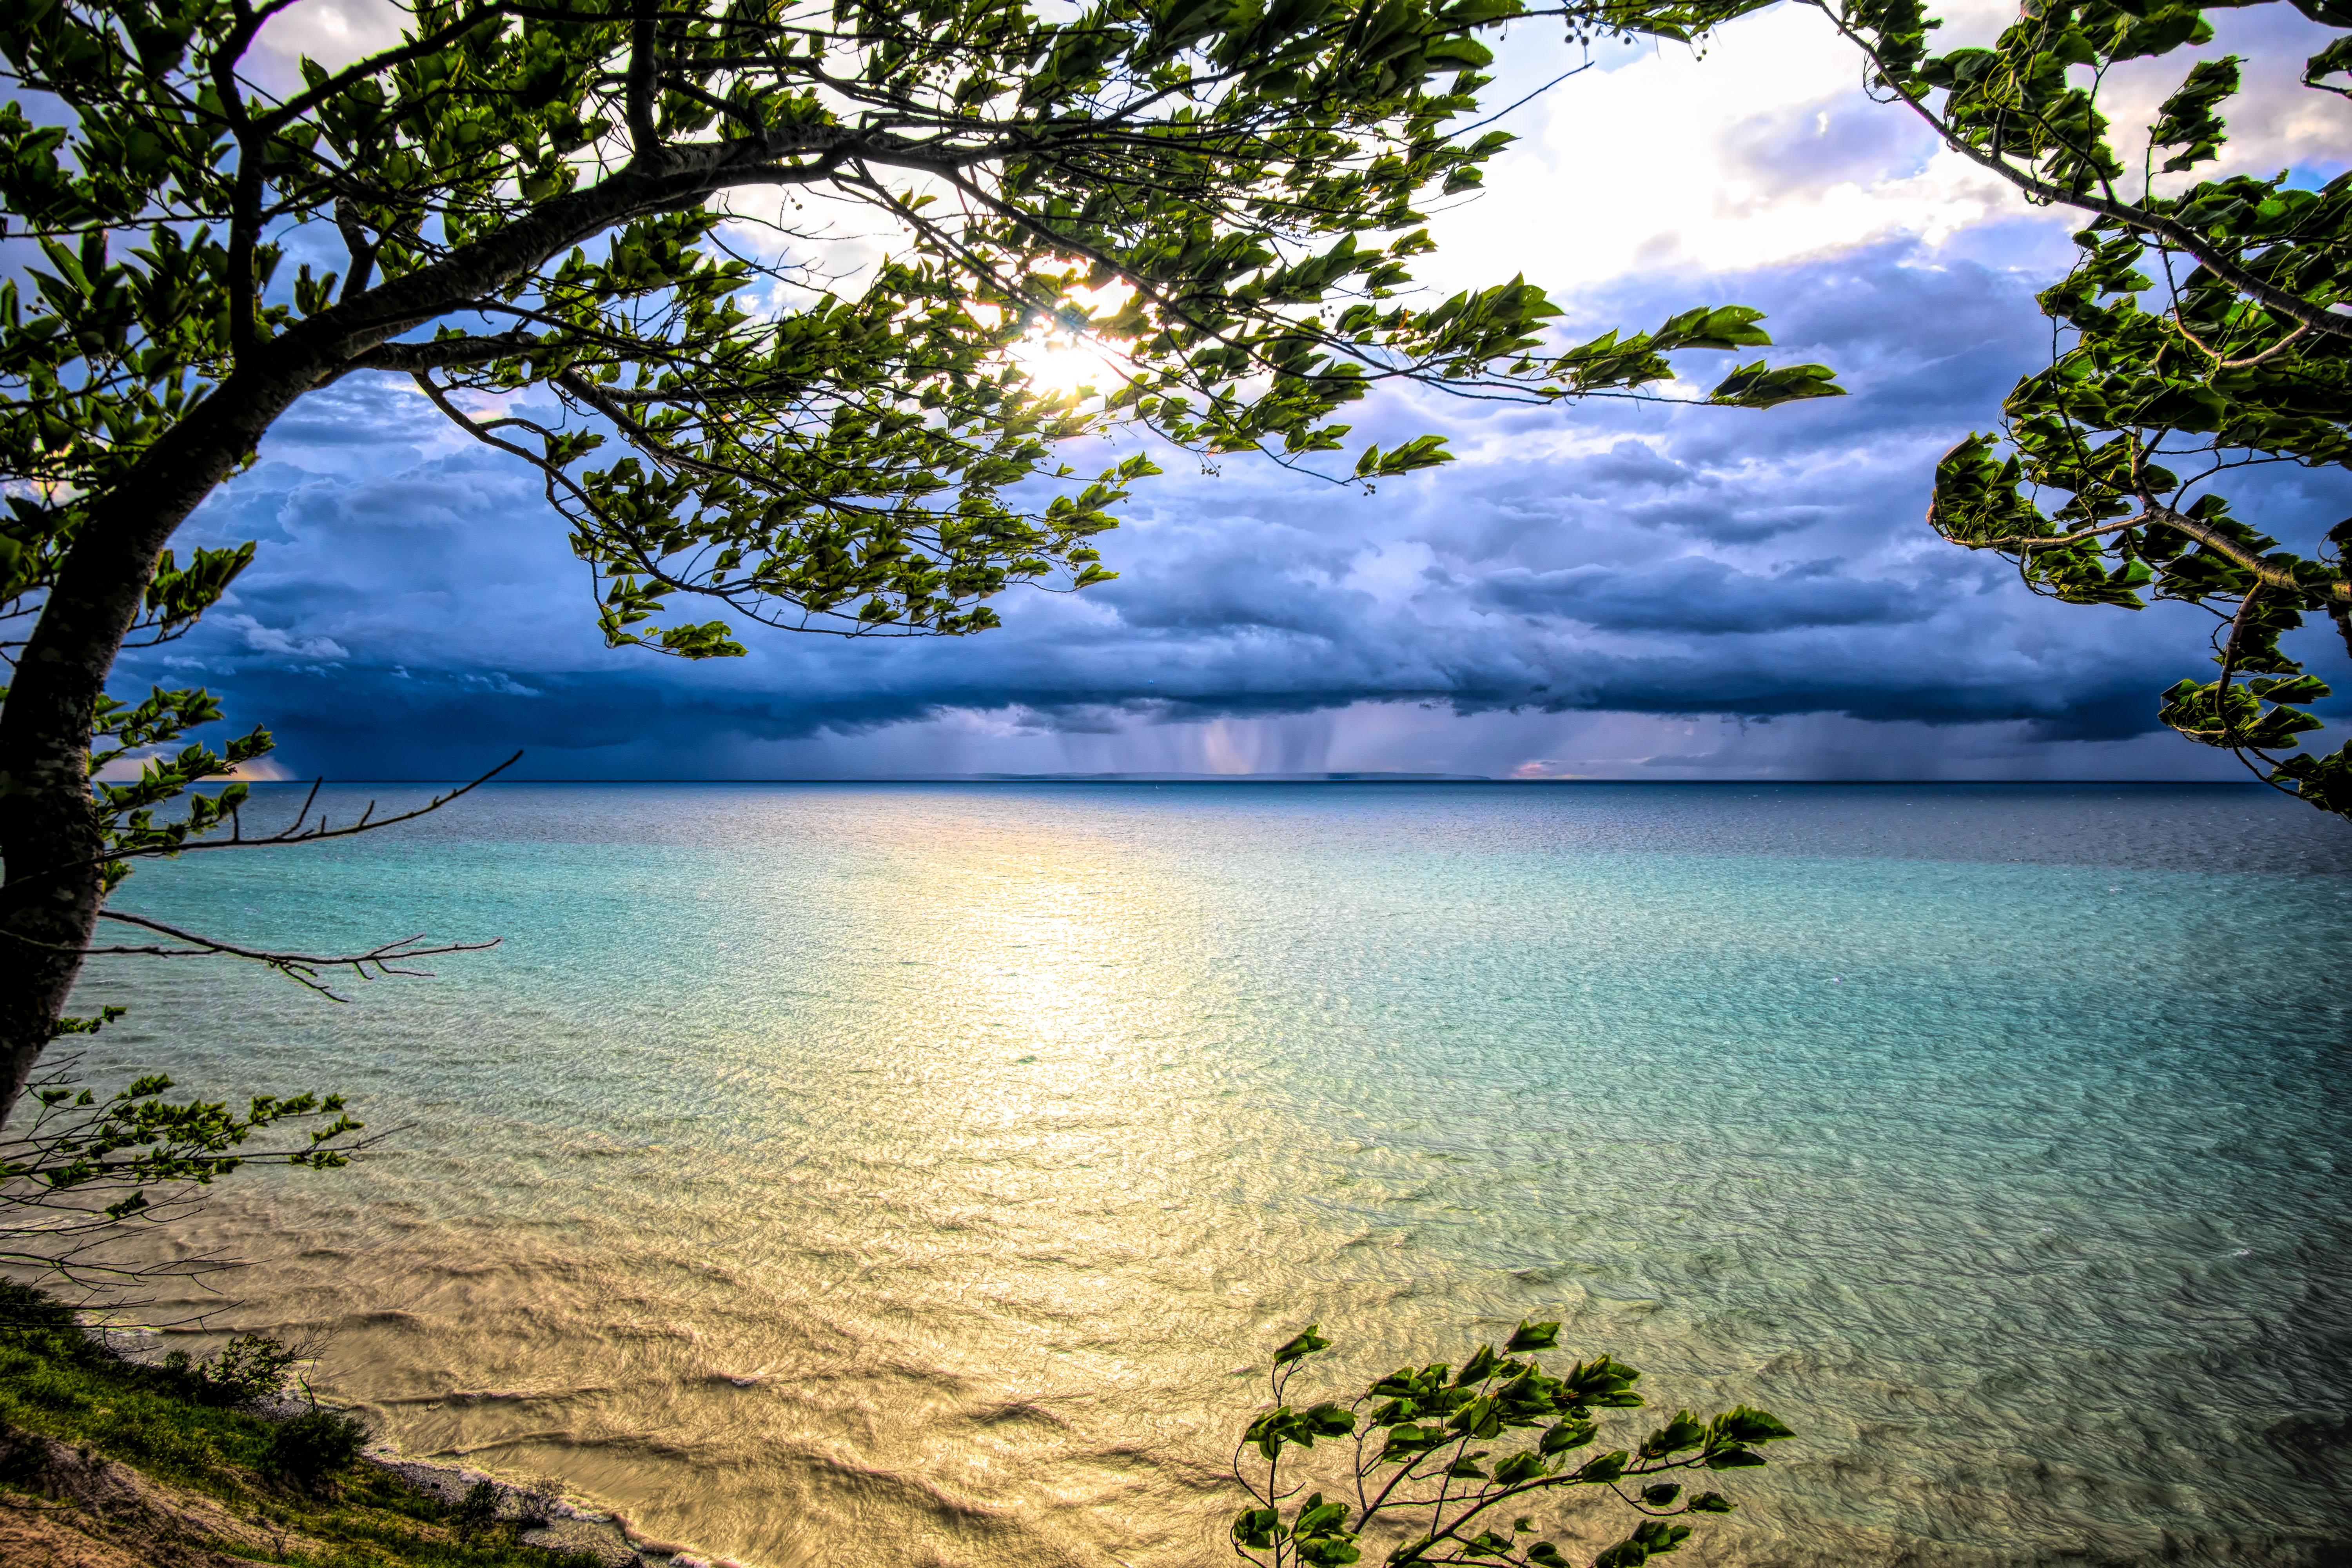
(0, 0), (1843, 664)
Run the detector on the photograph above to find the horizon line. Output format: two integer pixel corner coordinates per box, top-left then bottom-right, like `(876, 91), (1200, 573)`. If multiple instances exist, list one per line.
(230, 774), (2270, 786)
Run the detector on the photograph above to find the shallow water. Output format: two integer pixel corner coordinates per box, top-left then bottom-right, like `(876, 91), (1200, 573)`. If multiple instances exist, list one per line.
(33, 782), (2352, 1567)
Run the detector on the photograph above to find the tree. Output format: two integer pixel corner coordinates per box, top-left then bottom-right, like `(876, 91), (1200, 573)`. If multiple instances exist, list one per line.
(0, 0), (1849, 1136)
(1797, 0), (2351, 815)
(1229, 1322), (1793, 1568)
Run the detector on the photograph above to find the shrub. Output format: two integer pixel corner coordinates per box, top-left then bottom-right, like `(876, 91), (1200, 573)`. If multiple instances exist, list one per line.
(161, 1332), (302, 1407)
(267, 1409), (369, 1489)
(1231, 1322), (1794, 1568)
(197, 1333), (302, 1406)
(0, 1280), (105, 1379)
(0, 1279), (82, 1335)
(516, 1474), (566, 1529)
(453, 1478), (503, 1541)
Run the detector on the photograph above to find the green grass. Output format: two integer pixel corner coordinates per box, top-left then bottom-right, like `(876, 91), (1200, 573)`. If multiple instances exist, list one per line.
(0, 1282), (603, 1568)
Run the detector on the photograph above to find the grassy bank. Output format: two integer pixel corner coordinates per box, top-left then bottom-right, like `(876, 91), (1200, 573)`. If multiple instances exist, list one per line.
(0, 1282), (610, 1568)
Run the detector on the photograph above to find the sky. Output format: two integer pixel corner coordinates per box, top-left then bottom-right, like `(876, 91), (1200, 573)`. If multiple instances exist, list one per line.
(110, 0), (2352, 781)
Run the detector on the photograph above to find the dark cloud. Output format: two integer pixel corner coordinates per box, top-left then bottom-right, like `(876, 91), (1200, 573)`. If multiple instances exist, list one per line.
(1478, 556), (1933, 632)
(111, 241), (2352, 780)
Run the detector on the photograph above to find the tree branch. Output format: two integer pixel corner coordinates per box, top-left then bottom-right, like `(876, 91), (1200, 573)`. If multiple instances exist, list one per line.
(69, 912), (501, 1000)
(215, 0), (268, 358)
(348, 332), (541, 373)
(2167, 311), (2311, 369)
(107, 749), (526, 867)
(627, 8), (663, 163)
(414, 373), (603, 506)
(334, 196), (379, 302)
(1940, 499), (2350, 604)
(1808, 0), (2352, 341)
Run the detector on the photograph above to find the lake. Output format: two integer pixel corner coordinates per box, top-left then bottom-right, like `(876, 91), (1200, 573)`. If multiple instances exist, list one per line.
(44, 782), (2352, 1567)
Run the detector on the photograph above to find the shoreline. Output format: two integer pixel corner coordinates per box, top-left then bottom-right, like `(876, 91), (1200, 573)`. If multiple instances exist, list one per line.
(89, 1322), (748, 1568)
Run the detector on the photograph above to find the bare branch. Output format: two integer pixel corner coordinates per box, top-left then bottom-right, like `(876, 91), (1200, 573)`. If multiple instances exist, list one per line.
(2167, 311), (2312, 370)
(111, 750), (527, 863)
(2, 912), (498, 1001)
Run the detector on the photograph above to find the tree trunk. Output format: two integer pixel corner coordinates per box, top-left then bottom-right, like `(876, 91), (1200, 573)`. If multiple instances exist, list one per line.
(0, 368), (322, 1131)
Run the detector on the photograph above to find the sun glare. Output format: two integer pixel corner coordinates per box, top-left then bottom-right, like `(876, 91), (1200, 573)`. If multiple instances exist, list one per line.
(985, 280), (1135, 399)
(1009, 332), (1120, 397)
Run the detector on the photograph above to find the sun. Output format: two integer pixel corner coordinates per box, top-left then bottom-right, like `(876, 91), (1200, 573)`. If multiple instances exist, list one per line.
(1010, 331), (1122, 397)
(992, 279), (1136, 399)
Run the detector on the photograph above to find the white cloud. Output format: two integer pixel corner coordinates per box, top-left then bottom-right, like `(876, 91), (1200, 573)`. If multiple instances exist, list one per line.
(1427, 3), (2351, 299)
(250, 0), (408, 82)
(1340, 541), (1439, 606)
(462, 671), (543, 698)
(1431, 7), (2027, 294)
(220, 612), (349, 660)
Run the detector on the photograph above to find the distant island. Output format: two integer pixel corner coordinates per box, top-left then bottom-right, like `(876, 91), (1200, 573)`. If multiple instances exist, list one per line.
(916, 771), (1495, 782)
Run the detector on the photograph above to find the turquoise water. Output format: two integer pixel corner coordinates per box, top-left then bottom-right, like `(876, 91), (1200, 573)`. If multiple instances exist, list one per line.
(39, 783), (2352, 1567)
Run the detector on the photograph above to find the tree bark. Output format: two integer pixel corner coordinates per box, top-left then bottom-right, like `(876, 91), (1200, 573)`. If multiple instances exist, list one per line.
(0, 358), (329, 1130)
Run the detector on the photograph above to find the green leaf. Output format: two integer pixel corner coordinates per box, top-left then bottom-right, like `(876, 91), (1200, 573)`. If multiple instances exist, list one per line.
(1302, 1402), (1358, 1438)
(1708, 361), (1848, 409)
(2271, 740), (2352, 814)
(1504, 1320), (1561, 1353)
(1573, 1450), (1629, 1484)
(1491, 1450), (1547, 1485)
(1639, 1412), (1706, 1458)
(1233, 1506), (1281, 1549)
(1540, 1418), (1597, 1454)
(1712, 1407), (1795, 1445)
